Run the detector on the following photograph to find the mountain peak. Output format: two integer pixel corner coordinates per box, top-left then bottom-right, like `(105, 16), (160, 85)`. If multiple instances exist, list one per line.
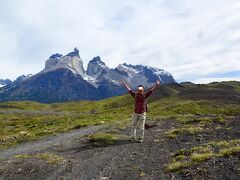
(121, 63), (144, 69)
(49, 53), (63, 59)
(66, 47), (80, 58)
(42, 47), (85, 76)
(86, 56), (109, 77)
(89, 56), (106, 66)
(118, 63), (144, 73)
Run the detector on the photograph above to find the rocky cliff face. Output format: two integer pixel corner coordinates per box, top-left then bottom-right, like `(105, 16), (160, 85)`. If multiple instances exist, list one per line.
(86, 56), (109, 77)
(86, 56), (110, 87)
(42, 48), (85, 77)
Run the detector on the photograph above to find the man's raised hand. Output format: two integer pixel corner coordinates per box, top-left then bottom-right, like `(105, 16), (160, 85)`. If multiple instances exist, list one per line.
(121, 80), (131, 91)
(121, 80), (126, 85)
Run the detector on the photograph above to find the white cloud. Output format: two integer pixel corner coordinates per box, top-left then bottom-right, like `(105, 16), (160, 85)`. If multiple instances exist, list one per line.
(0, 0), (240, 82)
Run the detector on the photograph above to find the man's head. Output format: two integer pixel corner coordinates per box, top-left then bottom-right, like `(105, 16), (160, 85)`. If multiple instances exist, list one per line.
(137, 85), (144, 94)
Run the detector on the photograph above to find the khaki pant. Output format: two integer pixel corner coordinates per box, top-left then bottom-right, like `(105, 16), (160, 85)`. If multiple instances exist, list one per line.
(131, 112), (146, 140)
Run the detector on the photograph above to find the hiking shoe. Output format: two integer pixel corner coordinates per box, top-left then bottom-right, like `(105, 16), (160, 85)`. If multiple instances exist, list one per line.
(136, 138), (143, 143)
(130, 136), (136, 142)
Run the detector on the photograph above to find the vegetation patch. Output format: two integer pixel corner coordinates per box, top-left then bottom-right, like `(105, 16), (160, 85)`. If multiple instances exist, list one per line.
(219, 146), (240, 156)
(165, 125), (203, 139)
(176, 115), (225, 125)
(166, 139), (240, 172)
(166, 161), (191, 172)
(190, 153), (214, 162)
(15, 152), (65, 165)
(88, 133), (120, 145)
(164, 113), (229, 139)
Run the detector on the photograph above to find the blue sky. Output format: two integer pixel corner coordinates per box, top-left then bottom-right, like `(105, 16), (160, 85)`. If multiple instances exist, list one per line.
(0, 0), (240, 83)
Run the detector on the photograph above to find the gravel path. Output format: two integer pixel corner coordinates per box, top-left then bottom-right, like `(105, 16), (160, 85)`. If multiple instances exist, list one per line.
(0, 125), (103, 159)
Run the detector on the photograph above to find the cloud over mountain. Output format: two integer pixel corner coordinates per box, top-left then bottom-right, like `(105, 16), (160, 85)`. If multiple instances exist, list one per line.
(0, 0), (240, 83)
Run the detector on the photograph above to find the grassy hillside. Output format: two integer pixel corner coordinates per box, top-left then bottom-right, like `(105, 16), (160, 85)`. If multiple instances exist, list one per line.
(0, 95), (134, 149)
(0, 81), (239, 151)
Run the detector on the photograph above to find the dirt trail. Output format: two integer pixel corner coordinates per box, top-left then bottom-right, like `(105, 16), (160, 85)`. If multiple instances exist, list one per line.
(0, 125), (103, 159)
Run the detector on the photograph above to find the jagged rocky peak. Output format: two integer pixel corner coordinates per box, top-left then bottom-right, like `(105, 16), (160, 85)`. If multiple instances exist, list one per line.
(118, 63), (172, 76)
(90, 56), (106, 66)
(117, 63), (143, 73)
(42, 47), (85, 76)
(49, 53), (63, 59)
(86, 56), (109, 76)
(115, 63), (175, 85)
(66, 47), (80, 57)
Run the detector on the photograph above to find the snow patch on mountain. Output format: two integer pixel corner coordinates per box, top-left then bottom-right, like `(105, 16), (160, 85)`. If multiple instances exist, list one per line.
(147, 66), (172, 76)
(117, 63), (141, 74)
(82, 75), (98, 88)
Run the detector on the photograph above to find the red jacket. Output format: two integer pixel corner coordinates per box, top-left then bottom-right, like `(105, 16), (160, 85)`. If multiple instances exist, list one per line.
(129, 90), (153, 114)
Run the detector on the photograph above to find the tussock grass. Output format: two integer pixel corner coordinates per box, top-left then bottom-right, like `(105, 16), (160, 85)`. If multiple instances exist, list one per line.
(219, 146), (240, 156)
(164, 113), (229, 139)
(166, 161), (191, 172)
(35, 152), (65, 164)
(190, 153), (214, 162)
(165, 126), (203, 139)
(166, 139), (240, 172)
(15, 152), (64, 165)
(88, 133), (119, 145)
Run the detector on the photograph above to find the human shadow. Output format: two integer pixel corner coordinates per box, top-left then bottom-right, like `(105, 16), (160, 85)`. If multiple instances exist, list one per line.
(59, 124), (158, 154)
(64, 139), (133, 154)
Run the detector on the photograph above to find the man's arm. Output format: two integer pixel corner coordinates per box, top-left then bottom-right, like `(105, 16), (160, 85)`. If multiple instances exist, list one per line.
(151, 80), (160, 91)
(121, 80), (131, 91)
(145, 80), (160, 97)
(121, 80), (135, 97)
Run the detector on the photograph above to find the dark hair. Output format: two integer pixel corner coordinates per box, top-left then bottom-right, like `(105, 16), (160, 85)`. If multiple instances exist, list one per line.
(137, 85), (144, 89)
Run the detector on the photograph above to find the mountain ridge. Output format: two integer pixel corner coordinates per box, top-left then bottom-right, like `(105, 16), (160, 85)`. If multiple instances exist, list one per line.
(0, 48), (176, 103)
(0, 79), (12, 87)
